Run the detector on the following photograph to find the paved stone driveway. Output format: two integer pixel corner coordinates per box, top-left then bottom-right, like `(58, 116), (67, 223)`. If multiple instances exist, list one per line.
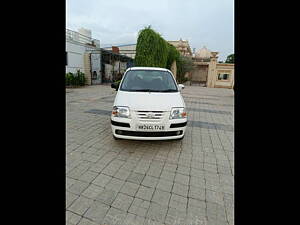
(66, 85), (234, 225)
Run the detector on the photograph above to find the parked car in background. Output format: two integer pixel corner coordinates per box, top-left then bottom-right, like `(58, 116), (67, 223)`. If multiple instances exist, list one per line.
(111, 67), (187, 140)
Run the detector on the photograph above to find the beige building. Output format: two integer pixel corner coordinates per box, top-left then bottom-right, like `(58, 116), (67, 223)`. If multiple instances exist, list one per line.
(190, 46), (234, 89)
(168, 39), (193, 57)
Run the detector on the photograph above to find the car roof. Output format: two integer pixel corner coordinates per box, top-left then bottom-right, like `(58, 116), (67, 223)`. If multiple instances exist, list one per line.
(128, 67), (169, 72)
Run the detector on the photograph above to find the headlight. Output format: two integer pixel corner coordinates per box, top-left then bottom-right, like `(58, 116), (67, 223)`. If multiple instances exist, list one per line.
(169, 107), (187, 119)
(112, 106), (131, 118)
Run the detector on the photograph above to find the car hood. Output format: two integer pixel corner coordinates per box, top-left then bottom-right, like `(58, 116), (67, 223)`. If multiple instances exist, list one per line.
(114, 91), (185, 111)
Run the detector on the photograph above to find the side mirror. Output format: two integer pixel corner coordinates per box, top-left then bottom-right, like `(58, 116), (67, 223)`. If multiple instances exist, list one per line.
(111, 82), (119, 91)
(178, 84), (185, 91)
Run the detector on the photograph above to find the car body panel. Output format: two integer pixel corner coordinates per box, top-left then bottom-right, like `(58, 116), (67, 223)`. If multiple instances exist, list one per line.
(110, 67), (187, 140)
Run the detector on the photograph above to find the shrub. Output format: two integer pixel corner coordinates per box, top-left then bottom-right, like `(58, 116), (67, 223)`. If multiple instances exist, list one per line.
(65, 70), (86, 87)
(176, 55), (194, 83)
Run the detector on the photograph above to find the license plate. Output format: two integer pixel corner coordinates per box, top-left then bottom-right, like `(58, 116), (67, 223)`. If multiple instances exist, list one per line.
(136, 124), (165, 131)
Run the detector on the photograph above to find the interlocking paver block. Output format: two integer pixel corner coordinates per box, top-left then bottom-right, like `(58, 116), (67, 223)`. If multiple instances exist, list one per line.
(190, 176), (205, 188)
(120, 161), (138, 172)
(89, 163), (106, 173)
(126, 172), (145, 185)
(124, 213), (145, 225)
(186, 211), (207, 225)
(156, 179), (173, 192)
(188, 187), (206, 201)
(105, 177), (125, 192)
(188, 198), (206, 209)
(172, 182), (189, 197)
(136, 186), (155, 201)
(206, 190), (224, 205)
(119, 181), (140, 197)
(114, 169), (131, 181)
(160, 170), (176, 182)
(95, 188), (118, 206)
(147, 166), (163, 178)
(77, 218), (97, 225)
(66, 177), (77, 189)
(112, 193), (134, 212)
(170, 193), (188, 206)
(146, 202), (168, 223)
(141, 175), (159, 188)
(84, 201), (110, 223)
(128, 198), (150, 217)
(163, 163), (177, 172)
(151, 189), (171, 206)
(81, 184), (104, 199)
(104, 207), (127, 225)
(102, 165), (120, 177)
(176, 165), (190, 176)
(165, 208), (186, 225)
(204, 163), (218, 173)
(174, 173), (190, 185)
(66, 210), (82, 225)
(66, 85), (234, 225)
(78, 170), (99, 183)
(66, 191), (79, 208)
(68, 180), (90, 195)
(92, 173), (112, 187)
(68, 196), (93, 216)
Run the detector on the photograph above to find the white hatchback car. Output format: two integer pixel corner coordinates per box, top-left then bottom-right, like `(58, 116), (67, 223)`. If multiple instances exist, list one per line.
(110, 67), (187, 140)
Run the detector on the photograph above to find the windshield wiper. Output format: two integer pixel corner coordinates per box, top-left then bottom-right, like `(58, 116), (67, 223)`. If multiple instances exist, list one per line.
(130, 89), (160, 92)
(159, 89), (178, 92)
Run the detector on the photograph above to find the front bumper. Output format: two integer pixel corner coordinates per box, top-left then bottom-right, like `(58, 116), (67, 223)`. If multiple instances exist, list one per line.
(111, 117), (187, 140)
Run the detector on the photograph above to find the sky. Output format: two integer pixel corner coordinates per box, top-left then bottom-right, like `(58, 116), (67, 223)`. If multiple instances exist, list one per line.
(66, 0), (234, 61)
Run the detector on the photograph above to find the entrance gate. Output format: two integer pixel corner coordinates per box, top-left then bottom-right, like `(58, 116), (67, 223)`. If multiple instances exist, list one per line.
(191, 65), (208, 86)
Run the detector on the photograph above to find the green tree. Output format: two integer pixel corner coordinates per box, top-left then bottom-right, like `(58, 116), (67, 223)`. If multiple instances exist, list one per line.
(177, 55), (194, 83)
(225, 54), (234, 63)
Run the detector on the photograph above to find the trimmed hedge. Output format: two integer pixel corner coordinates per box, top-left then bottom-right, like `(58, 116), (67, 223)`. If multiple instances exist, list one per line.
(135, 26), (180, 69)
(134, 26), (193, 83)
(66, 70), (86, 86)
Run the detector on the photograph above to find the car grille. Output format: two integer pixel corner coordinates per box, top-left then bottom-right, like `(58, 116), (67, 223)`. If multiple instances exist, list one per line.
(115, 130), (183, 137)
(170, 121), (187, 128)
(136, 111), (165, 122)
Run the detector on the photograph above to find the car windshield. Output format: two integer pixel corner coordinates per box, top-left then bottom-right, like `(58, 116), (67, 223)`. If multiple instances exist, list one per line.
(120, 70), (178, 92)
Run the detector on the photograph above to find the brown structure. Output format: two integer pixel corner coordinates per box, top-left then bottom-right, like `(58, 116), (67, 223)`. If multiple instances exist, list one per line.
(111, 46), (120, 54)
(168, 39), (193, 57)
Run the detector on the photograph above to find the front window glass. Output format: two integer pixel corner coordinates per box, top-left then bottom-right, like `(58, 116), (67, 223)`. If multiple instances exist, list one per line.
(120, 70), (178, 92)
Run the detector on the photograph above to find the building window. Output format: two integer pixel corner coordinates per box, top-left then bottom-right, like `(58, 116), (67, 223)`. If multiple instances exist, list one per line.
(218, 73), (230, 80)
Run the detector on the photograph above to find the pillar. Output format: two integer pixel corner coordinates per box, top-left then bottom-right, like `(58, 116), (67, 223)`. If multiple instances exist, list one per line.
(170, 60), (177, 80)
(83, 53), (92, 85)
(207, 52), (218, 88)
